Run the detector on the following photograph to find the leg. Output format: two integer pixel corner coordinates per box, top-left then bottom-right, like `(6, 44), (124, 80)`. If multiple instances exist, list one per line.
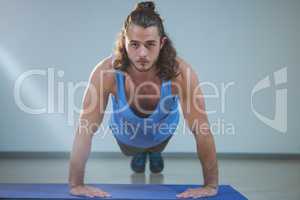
(116, 139), (145, 156)
(146, 135), (173, 153)
(115, 136), (173, 173)
(116, 135), (172, 156)
(115, 140), (148, 173)
(147, 136), (173, 173)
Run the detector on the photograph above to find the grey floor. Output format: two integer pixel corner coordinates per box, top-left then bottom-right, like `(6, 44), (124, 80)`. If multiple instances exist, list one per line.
(0, 154), (299, 200)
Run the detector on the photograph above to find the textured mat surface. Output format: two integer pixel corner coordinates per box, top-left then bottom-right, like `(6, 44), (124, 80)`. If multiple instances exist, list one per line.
(0, 183), (247, 199)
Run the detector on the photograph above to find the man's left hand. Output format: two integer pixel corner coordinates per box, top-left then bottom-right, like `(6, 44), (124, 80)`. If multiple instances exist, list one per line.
(176, 185), (218, 199)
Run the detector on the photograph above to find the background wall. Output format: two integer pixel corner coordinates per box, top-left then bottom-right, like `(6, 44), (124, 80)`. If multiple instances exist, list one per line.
(0, 0), (299, 153)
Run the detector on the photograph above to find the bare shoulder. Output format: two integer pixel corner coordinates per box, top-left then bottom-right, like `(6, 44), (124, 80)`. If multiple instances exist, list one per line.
(89, 55), (116, 93)
(172, 56), (198, 95)
(175, 56), (198, 80)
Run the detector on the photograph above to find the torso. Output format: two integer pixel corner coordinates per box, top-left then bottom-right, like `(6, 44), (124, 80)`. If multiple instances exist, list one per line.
(107, 58), (183, 118)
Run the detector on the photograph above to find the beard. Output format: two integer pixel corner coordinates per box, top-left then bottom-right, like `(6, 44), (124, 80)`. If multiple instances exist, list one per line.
(131, 60), (156, 72)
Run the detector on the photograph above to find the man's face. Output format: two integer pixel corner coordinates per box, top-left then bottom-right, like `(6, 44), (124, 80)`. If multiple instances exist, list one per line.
(124, 24), (165, 72)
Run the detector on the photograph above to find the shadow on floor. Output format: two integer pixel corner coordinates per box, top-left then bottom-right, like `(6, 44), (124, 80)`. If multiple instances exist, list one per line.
(130, 173), (164, 184)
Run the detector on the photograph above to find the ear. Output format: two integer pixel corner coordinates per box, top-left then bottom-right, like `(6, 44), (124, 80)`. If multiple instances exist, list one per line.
(160, 36), (167, 50)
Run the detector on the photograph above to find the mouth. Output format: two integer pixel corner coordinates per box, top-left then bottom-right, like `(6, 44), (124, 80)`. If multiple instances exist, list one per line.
(138, 61), (148, 65)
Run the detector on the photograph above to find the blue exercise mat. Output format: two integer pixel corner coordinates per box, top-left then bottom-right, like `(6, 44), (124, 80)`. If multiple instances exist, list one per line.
(0, 183), (247, 199)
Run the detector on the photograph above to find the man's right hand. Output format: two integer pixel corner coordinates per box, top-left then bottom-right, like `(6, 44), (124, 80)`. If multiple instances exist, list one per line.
(70, 185), (112, 198)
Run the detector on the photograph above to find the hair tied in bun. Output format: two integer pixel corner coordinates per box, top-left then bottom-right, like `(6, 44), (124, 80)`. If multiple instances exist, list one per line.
(135, 1), (155, 11)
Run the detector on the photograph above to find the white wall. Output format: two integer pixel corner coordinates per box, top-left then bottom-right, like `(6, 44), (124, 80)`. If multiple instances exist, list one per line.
(0, 0), (299, 153)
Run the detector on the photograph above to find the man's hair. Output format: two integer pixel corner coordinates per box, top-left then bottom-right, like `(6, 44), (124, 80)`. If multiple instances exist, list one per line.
(113, 1), (180, 80)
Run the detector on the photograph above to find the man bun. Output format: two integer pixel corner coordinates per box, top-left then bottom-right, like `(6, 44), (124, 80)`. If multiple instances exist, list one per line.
(134, 1), (155, 12)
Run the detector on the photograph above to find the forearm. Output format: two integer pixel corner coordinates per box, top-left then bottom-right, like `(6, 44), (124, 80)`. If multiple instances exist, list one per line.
(195, 131), (219, 188)
(67, 63), (110, 189)
(68, 126), (94, 188)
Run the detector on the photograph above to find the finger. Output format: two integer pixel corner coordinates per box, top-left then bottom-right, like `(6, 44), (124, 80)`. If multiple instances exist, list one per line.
(99, 191), (111, 197)
(71, 191), (86, 197)
(91, 191), (102, 197)
(69, 191), (78, 196)
(181, 192), (193, 198)
(94, 190), (112, 198)
(176, 192), (187, 198)
(88, 187), (111, 197)
(96, 191), (111, 198)
(84, 189), (97, 197)
(90, 190), (105, 198)
(176, 194), (186, 198)
(209, 190), (218, 196)
(176, 191), (189, 196)
(185, 195), (194, 198)
(192, 194), (205, 199)
(85, 188), (101, 197)
(86, 190), (100, 198)
(84, 192), (94, 198)
(69, 188), (82, 196)
(177, 192), (191, 198)
(192, 192), (213, 199)
(104, 193), (112, 197)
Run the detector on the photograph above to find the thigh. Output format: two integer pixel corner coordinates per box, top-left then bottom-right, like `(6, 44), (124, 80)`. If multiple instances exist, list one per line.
(116, 139), (145, 156)
(146, 135), (173, 153)
(116, 135), (173, 155)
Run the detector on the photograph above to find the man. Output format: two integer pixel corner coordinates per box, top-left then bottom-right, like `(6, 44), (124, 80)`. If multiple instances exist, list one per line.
(69, 1), (218, 199)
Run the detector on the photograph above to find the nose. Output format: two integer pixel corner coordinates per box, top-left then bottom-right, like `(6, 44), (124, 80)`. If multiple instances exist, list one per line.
(138, 45), (148, 57)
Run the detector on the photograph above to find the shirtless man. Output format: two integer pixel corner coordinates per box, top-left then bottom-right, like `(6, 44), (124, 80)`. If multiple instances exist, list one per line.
(69, 1), (218, 199)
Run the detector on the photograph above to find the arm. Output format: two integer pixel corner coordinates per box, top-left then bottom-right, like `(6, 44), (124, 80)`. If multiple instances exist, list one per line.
(177, 62), (219, 198)
(68, 59), (113, 190)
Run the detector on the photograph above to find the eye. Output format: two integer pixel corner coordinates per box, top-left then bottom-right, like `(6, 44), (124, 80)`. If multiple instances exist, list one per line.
(148, 43), (156, 46)
(130, 43), (138, 48)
